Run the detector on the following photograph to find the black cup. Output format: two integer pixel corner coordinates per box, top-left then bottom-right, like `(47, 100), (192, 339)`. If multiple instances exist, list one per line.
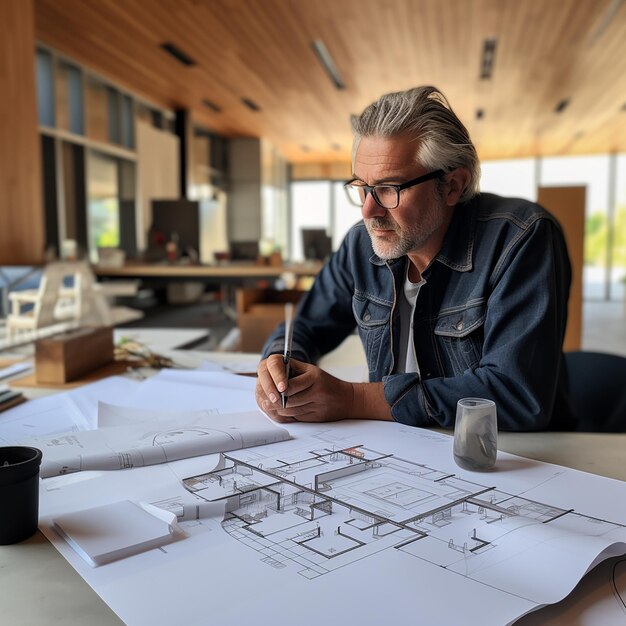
(0, 446), (43, 544)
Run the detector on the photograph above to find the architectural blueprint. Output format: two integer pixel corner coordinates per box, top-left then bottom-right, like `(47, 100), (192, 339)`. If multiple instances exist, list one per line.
(182, 442), (626, 606)
(37, 419), (626, 626)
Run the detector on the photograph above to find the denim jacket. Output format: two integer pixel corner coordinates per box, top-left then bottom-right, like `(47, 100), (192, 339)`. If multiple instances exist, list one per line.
(263, 193), (574, 431)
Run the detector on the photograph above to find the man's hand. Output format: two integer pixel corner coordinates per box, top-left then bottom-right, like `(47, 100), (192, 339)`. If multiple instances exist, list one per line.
(255, 355), (393, 423)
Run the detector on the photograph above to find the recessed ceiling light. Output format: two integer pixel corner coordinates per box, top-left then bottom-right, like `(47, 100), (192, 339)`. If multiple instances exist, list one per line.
(555, 98), (570, 113)
(241, 98), (261, 112)
(202, 99), (221, 113)
(480, 38), (497, 80)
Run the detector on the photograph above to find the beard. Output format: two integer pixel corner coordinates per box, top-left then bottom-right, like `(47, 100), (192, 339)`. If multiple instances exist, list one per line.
(364, 199), (446, 260)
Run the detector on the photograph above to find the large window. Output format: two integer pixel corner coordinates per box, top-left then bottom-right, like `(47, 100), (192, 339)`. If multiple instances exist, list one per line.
(290, 182), (331, 261)
(36, 49), (55, 127)
(35, 44), (170, 261)
(480, 158), (536, 201)
(289, 180), (361, 261)
(87, 152), (120, 262)
(612, 155), (626, 301)
(332, 182), (361, 248)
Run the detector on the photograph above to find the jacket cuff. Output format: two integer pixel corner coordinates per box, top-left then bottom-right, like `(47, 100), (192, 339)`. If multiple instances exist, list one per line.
(382, 373), (437, 427)
(262, 340), (310, 363)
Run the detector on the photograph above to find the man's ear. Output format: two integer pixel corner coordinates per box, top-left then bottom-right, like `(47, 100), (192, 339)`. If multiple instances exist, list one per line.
(444, 168), (471, 206)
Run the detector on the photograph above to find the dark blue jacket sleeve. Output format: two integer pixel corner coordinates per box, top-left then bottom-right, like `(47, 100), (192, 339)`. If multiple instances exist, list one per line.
(262, 231), (357, 362)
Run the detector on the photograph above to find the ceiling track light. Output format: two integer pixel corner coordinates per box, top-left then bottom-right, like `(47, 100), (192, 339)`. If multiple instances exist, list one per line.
(160, 42), (196, 67)
(590, 0), (624, 44)
(312, 39), (346, 90)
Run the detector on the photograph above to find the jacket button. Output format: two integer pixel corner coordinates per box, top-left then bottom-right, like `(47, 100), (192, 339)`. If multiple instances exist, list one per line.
(455, 320), (464, 331)
(364, 313), (371, 321)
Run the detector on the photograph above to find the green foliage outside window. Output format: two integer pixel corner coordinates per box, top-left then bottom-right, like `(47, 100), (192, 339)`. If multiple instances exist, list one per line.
(584, 205), (626, 267)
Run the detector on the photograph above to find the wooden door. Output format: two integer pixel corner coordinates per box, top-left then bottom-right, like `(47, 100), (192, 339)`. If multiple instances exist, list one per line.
(537, 186), (585, 351)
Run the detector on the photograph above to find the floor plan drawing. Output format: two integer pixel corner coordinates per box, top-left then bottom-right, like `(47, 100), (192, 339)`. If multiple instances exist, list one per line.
(38, 417), (626, 626)
(182, 444), (626, 602)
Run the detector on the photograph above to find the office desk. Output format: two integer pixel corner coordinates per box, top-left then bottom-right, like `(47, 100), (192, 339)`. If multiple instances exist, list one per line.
(94, 261), (324, 282)
(2, 346), (625, 625)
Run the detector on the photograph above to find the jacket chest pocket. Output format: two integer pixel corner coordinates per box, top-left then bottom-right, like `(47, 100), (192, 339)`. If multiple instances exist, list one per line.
(434, 301), (486, 376)
(352, 293), (390, 374)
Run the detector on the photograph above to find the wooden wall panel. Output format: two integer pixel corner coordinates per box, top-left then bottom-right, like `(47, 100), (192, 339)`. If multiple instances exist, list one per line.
(537, 186), (586, 352)
(291, 162), (352, 181)
(0, 0), (45, 264)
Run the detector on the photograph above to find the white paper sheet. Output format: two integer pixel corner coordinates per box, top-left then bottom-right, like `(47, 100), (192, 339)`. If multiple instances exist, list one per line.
(30, 408), (290, 478)
(53, 500), (181, 567)
(153, 369), (257, 391)
(0, 361), (33, 380)
(116, 372), (258, 415)
(516, 555), (626, 625)
(37, 419), (626, 626)
(196, 359), (262, 374)
(0, 376), (139, 445)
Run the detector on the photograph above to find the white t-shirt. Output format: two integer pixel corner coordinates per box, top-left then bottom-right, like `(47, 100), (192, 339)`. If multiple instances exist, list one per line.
(395, 264), (425, 374)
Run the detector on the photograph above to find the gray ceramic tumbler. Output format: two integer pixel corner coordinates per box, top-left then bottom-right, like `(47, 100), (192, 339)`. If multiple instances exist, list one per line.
(453, 398), (498, 471)
(0, 446), (43, 544)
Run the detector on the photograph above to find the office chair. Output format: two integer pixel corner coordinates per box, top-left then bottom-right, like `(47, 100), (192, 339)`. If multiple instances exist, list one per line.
(564, 351), (626, 432)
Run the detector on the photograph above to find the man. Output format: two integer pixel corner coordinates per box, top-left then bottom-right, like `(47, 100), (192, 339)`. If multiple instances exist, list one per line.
(256, 86), (573, 431)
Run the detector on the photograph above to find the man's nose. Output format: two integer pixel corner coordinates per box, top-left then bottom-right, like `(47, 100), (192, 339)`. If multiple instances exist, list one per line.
(361, 192), (387, 219)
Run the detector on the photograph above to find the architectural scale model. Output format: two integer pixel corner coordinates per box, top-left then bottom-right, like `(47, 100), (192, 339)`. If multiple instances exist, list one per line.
(182, 445), (626, 588)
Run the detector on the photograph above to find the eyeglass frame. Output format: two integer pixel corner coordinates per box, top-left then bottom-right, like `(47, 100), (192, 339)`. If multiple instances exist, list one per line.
(344, 169), (445, 209)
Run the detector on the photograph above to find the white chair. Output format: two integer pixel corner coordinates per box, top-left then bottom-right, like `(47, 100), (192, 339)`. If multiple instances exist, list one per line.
(6, 262), (80, 341)
(6, 261), (144, 343)
(53, 261), (143, 327)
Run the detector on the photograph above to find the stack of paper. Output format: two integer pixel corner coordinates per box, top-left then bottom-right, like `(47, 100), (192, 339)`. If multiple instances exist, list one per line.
(54, 500), (180, 567)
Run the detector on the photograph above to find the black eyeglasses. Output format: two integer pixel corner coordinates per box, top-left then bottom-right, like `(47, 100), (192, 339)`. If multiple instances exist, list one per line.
(344, 169), (445, 209)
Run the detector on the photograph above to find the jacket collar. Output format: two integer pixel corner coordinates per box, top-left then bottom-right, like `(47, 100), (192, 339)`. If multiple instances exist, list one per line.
(434, 197), (476, 272)
(367, 197), (477, 272)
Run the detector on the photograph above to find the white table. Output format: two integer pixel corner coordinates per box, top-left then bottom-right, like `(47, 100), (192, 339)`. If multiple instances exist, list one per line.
(1, 338), (625, 625)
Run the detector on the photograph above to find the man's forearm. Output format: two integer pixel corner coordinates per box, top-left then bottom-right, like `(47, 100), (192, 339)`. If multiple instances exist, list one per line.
(348, 382), (394, 421)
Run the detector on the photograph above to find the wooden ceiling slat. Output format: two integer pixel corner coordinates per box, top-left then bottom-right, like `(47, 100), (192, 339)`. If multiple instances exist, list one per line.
(34, 0), (626, 163)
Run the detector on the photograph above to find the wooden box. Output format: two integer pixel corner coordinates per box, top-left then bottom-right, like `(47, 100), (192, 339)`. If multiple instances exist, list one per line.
(35, 327), (114, 384)
(236, 288), (303, 353)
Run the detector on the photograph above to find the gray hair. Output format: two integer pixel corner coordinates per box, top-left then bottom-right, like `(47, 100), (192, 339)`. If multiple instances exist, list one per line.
(351, 86), (480, 202)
